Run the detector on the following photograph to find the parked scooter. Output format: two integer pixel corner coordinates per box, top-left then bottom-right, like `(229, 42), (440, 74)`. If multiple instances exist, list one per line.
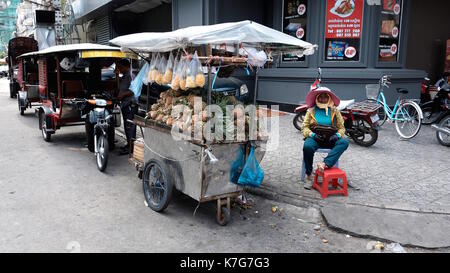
(293, 69), (380, 147)
(431, 96), (450, 146)
(421, 77), (450, 125)
(83, 92), (121, 172)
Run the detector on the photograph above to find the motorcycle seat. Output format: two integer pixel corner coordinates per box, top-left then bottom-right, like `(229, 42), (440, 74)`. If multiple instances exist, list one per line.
(397, 88), (409, 94)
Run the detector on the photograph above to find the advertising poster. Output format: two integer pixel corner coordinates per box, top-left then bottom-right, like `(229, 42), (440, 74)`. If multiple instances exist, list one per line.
(378, 0), (402, 62)
(282, 0), (308, 62)
(324, 0), (364, 62)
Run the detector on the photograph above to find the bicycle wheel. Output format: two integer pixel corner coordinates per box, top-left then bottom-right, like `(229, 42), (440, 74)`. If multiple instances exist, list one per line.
(377, 102), (388, 126)
(394, 102), (422, 139)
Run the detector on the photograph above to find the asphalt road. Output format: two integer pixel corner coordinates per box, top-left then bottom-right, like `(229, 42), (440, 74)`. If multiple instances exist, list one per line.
(0, 79), (430, 253)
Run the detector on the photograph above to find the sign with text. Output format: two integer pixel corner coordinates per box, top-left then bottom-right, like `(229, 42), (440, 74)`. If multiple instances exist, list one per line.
(325, 0), (364, 61)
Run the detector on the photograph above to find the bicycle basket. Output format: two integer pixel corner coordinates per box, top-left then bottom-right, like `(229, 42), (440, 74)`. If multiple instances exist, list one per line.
(365, 84), (380, 100)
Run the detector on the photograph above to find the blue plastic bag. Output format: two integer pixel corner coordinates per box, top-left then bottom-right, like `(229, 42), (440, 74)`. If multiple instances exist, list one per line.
(230, 146), (245, 184)
(129, 62), (149, 100)
(237, 147), (264, 187)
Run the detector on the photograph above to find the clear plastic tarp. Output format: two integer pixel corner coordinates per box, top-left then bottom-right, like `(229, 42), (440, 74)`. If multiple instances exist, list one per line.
(110, 20), (317, 56)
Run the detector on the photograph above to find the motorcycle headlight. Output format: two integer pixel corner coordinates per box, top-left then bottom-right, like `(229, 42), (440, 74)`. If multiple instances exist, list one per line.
(240, 84), (249, 96)
(95, 99), (107, 107)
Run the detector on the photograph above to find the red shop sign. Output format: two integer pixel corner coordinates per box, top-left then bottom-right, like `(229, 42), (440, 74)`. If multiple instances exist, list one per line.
(325, 0), (364, 39)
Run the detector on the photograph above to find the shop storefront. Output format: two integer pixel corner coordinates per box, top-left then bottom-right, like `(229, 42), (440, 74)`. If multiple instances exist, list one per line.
(212, 0), (425, 108)
(73, 0), (429, 108)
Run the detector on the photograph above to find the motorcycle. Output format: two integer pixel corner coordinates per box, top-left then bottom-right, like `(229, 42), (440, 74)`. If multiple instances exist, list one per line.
(421, 74), (450, 125)
(431, 97), (450, 146)
(83, 92), (121, 172)
(293, 68), (380, 147)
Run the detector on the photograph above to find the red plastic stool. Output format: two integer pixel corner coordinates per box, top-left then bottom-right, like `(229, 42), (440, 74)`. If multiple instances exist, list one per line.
(313, 167), (348, 198)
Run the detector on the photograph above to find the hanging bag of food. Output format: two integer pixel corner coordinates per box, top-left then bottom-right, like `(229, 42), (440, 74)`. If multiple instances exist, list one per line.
(193, 51), (206, 88)
(155, 55), (166, 85)
(148, 53), (159, 83)
(162, 52), (174, 85)
(179, 57), (188, 91)
(186, 52), (198, 89)
(171, 54), (180, 90)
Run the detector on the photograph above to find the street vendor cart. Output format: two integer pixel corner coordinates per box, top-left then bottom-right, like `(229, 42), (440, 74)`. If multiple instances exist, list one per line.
(110, 20), (317, 225)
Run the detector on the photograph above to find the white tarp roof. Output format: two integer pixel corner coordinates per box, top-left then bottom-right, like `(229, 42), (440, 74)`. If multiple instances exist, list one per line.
(110, 20), (317, 55)
(19, 43), (122, 58)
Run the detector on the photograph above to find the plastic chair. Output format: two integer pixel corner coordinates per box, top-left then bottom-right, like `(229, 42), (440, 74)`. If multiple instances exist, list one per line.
(301, 148), (338, 181)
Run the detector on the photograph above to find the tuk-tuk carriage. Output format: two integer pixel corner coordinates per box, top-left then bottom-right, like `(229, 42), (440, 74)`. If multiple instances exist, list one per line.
(19, 44), (130, 170)
(110, 20), (317, 225)
(16, 54), (40, 115)
(7, 37), (38, 99)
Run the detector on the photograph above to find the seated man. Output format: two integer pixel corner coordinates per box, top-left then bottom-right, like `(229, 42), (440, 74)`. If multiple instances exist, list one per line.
(301, 86), (349, 190)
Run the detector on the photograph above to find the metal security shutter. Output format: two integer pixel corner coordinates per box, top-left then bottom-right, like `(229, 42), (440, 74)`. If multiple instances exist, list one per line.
(96, 15), (111, 45)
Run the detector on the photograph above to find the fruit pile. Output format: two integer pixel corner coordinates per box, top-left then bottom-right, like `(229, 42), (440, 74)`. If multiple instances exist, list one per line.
(146, 90), (267, 142)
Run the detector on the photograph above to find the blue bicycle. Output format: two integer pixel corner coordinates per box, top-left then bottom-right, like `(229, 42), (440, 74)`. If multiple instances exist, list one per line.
(366, 75), (423, 139)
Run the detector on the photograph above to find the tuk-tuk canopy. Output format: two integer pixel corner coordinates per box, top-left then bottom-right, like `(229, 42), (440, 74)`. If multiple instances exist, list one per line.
(18, 43), (126, 59)
(109, 20), (317, 56)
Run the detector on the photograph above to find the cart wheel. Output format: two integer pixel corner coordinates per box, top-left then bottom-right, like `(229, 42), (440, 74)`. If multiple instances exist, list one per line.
(216, 207), (231, 226)
(142, 159), (173, 212)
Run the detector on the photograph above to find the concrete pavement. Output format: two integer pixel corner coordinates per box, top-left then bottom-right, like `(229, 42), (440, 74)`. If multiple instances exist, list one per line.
(0, 78), (447, 252)
(0, 79), (402, 253)
(248, 111), (450, 248)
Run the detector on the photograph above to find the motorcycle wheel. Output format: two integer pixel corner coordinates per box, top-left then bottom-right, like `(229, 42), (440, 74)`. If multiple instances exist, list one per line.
(96, 134), (109, 172)
(293, 112), (305, 131)
(436, 115), (450, 147)
(421, 106), (440, 125)
(350, 117), (378, 147)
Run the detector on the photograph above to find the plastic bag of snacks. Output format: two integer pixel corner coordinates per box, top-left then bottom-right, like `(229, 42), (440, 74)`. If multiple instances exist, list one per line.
(171, 54), (180, 90)
(162, 52), (174, 85)
(186, 54), (196, 89)
(155, 55), (166, 85)
(148, 53), (160, 83)
(179, 57), (188, 91)
(192, 51), (206, 88)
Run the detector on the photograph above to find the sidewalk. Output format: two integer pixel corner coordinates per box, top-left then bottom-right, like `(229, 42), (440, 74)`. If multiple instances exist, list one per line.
(247, 113), (450, 248)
